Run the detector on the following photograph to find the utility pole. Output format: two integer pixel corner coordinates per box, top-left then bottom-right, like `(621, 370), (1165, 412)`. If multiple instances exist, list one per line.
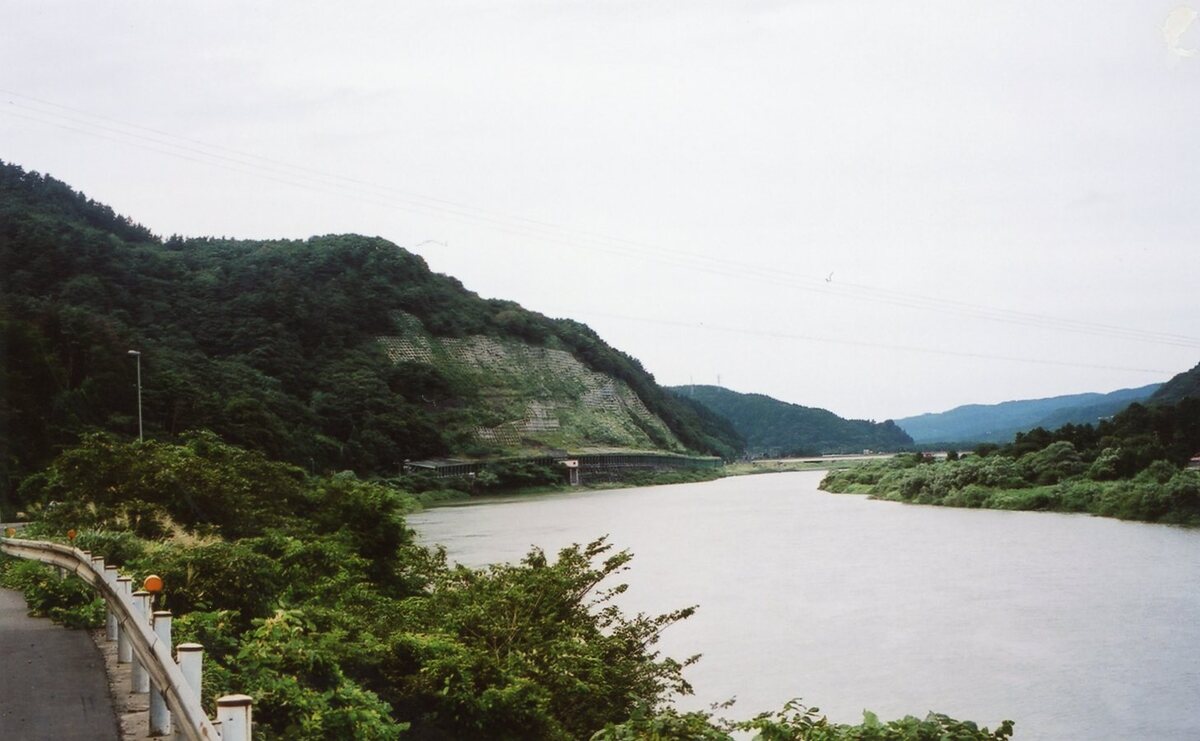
(128, 350), (142, 441)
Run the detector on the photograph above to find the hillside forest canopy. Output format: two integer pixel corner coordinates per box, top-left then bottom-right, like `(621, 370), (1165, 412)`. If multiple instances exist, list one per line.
(0, 160), (742, 514)
(672, 385), (913, 457)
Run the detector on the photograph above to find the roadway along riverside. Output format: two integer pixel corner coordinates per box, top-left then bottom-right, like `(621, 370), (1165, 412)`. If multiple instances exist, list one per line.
(0, 587), (119, 740)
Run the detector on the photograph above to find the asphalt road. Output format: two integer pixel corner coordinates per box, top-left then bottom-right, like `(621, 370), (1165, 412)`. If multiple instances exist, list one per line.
(0, 588), (119, 740)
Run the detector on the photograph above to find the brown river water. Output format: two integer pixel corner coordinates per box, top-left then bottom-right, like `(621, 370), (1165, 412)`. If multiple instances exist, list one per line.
(409, 470), (1200, 740)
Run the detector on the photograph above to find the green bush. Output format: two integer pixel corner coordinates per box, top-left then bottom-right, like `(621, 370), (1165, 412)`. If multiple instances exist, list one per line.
(594, 699), (1015, 741)
(148, 540), (286, 622)
(0, 558), (105, 629)
(74, 529), (147, 567)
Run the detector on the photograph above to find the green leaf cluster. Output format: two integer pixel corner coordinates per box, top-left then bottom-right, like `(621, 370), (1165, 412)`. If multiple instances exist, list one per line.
(592, 699), (1014, 740)
(0, 557), (105, 628)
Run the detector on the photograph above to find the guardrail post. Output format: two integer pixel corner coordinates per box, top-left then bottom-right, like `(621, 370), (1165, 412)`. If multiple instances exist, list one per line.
(131, 590), (151, 693)
(150, 611), (173, 737)
(177, 643), (203, 705)
(104, 565), (120, 641)
(216, 695), (253, 741)
(116, 576), (133, 663)
(176, 644), (204, 741)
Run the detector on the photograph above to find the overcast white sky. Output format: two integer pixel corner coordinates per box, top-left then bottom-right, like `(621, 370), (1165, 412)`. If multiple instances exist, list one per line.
(4, 1), (1199, 420)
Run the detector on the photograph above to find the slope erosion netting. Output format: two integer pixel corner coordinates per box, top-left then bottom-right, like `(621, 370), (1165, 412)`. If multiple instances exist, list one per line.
(379, 315), (683, 453)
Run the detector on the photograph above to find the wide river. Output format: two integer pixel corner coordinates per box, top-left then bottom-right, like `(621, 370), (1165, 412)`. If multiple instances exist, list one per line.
(408, 471), (1200, 740)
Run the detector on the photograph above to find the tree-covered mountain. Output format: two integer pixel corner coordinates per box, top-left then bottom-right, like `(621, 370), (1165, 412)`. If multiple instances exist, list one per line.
(669, 385), (912, 456)
(1151, 361), (1200, 405)
(894, 384), (1162, 445)
(0, 160), (742, 506)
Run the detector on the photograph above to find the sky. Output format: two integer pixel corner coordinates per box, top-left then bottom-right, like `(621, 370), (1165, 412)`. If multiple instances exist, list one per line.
(3, 1), (1199, 421)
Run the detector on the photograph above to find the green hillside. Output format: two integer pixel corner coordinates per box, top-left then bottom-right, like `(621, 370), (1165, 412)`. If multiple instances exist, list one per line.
(895, 384), (1161, 444)
(0, 160), (741, 507)
(1152, 361), (1200, 405)
(671, 385), (912, 456)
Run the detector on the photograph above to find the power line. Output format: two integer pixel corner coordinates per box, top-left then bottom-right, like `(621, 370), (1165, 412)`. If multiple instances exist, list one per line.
(4, 89), (1198, 351)
(567, 309), (1174, 376)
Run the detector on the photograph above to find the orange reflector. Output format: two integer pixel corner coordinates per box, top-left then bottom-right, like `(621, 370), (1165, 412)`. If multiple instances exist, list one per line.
(143, 574), (164, 593)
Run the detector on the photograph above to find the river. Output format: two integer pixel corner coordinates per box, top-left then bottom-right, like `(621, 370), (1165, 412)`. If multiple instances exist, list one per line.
(407, 471), (1200, 739)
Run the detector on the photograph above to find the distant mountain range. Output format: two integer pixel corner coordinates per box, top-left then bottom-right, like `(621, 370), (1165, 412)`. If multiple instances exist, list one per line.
(668, 385), (913, 456)
(894, 384), (1162, 445)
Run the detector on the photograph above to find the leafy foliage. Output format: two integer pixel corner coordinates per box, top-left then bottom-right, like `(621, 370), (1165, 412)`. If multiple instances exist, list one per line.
(593, 699), (1014, 741)
(0, 557), (105, 629)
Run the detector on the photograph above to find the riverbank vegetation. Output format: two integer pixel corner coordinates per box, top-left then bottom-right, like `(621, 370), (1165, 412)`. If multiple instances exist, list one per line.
(723, 458), (868, 477)
(2, 434), (1013, 740)
(822, 399), (1200, 526)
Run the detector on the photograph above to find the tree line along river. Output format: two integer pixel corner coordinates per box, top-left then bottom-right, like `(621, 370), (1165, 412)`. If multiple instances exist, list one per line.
(408, 470), (1200, 741)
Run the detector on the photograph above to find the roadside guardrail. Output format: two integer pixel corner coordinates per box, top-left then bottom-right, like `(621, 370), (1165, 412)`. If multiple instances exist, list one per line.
(1, 534), (252, 740)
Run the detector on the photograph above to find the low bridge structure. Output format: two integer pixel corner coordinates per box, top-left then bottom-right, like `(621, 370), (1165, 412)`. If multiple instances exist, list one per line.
(404, 450), (723, 484)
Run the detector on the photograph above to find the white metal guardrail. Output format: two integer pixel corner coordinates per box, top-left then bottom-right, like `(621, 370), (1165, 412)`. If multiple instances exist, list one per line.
(0, 535), (252, 740)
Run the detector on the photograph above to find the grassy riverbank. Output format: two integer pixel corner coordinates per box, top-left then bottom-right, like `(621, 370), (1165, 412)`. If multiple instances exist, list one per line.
(723, 458), (873, 476)
(412, 466), (726, 507)
(413, 458), (874, 508)
(821, 454), (1200, 526)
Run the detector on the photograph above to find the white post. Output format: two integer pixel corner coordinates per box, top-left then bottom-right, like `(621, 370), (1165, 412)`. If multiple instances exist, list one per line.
(216, 695), (253, 741)
(176, 644), (204, 741)
(131, 591), (151, 693)
(104, 565), (120, 641)
(177, 643), (203, 705)
(116, 576), (133, 663)
(149, 611), (172, 737)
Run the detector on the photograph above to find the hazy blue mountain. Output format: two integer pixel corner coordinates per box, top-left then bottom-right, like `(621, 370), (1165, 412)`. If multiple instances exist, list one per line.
(895, 384), (1162, 444)
(1151, 361), (1200, 405)
(669, 385), (912, 456)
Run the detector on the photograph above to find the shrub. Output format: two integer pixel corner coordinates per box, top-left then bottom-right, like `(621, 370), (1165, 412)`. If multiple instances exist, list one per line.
(0, 558), (105, 629)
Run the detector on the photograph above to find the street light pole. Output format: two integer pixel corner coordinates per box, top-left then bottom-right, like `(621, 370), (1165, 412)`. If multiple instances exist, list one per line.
(128, 350), (142, 441)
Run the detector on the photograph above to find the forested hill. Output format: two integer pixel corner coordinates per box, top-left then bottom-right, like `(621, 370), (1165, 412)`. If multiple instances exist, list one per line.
(670, 385), (912, 456)
(0, 160), (743, 498)
(895, 384), (1162, 445)
(1152, 361), (1200, 405)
